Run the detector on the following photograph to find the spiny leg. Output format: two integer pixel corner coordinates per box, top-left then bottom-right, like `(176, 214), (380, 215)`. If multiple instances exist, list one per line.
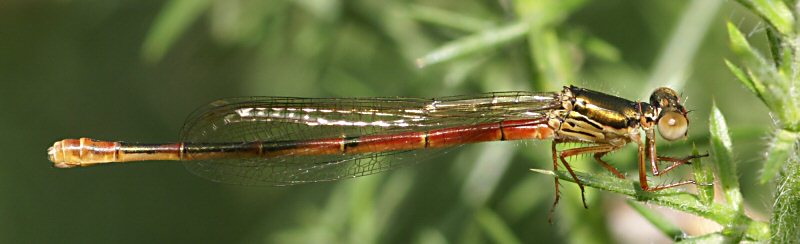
(640, 128), (706, 191)
(548, 140), (584, 222)
(549, 141), (560, 223)
(557, 151), (585, 208)
(594, 151), (625, 179)
(643, 179), (697, 191)
(640, 154), (708, 191)
(653, 153), (709, 176)
(551, 141), (620, 210)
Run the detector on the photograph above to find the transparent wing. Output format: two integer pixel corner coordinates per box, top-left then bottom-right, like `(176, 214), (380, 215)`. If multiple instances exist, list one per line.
(179, 91), (561, 185)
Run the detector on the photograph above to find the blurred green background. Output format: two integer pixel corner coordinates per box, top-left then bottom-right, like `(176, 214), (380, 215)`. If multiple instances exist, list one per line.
(0, 0), (773, 243)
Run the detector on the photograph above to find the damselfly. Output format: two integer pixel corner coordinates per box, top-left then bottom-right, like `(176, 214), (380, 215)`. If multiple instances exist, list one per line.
(49, 86), (703, 209)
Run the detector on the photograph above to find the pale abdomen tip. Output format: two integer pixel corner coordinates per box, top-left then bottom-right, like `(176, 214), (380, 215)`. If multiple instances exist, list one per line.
(48, 140), (76, 168)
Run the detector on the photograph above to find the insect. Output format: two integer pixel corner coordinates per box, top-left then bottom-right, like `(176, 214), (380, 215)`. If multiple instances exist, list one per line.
(48, 86), (702, 210)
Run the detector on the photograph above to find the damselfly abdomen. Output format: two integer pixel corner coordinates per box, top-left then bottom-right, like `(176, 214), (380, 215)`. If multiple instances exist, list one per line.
(48, 86), (701, 210)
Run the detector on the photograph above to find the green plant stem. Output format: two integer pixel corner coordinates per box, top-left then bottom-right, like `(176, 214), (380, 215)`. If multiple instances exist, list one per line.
(725, 1), (800, 241)
(771, 154), (800, 242)
(414, 21), (530, 67)
(530, 169), (769, 241)
(408, 4), (493, 33)
(675, 233), (724, 243)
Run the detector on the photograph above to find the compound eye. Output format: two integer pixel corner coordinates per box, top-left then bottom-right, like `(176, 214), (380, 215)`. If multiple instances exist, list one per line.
(657, 111), (688, 141)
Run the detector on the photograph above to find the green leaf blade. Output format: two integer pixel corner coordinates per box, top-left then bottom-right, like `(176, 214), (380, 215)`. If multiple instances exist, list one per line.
(691, 144), (715, 206)
(749, 0), (795, 36)
(709, 103), (743, 212)
(415, 21), (529, 67)
(725, 22), (781, 97)
(529, 168), (768, 241)
(409, 4), (494, 33)
(723, 59), (758, 95)
(760, 129), (800, 183)
(141, 0), (213, 63)
(726, 21), (792, 121)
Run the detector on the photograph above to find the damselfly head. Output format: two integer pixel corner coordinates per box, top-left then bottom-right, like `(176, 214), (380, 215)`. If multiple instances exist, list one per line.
(650, 87), (688, 141)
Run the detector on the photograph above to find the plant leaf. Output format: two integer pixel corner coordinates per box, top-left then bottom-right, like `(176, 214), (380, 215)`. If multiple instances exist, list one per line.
(709, 102), (743, 212)
(528, 27), (572, 90)
(726, 21), (791, 120)
(734, 0), (795, 36)
(726, 22), (773, 95)
(723, 59), (758, 95)
(583, 35), (620, 62)
(415, 21), (529, 68)
(691, 144), (715, 206)
(409, 4), (494, 33)
(529, 168), (769, 241)
(761, 129), (800, 183)
(141, 0), (213, 63)
(748, 0), (795, 36)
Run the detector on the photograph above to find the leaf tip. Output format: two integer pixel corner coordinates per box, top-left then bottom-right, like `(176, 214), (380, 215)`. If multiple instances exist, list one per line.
(529, 168), (555, 176)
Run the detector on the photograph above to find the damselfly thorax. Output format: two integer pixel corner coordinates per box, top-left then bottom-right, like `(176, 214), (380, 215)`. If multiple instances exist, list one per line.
(48, 86), (702, 213)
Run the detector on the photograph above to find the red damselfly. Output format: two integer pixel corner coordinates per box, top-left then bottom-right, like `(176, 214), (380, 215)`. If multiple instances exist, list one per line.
(48, 86), (703, 210)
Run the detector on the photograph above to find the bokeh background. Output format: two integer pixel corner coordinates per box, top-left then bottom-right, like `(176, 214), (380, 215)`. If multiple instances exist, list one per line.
(0, 0), (773, 243)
